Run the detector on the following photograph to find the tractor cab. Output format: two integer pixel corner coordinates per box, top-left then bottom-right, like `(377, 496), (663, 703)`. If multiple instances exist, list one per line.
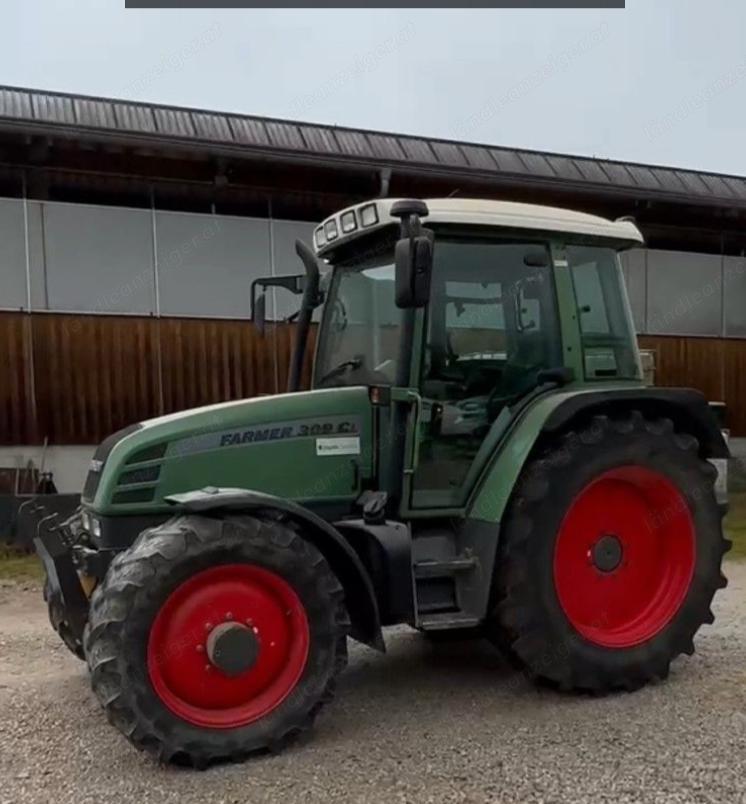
(254, 197), (645, 513)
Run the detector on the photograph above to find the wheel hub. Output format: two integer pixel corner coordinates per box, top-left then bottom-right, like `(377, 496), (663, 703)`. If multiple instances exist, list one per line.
(592, 534), (623, 573)
(553, 466), (696, 648)
(206, 622), (260, 677)
(147, 563), (310, 729)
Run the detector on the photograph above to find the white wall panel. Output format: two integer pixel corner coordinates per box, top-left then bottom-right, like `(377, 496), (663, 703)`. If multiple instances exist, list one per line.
(0, 198), (27, 309)
(156, 211), (270, 318)
(724, 256), (746, 337)
(646, 249), (722, 336)
(43, 202), (156, 313)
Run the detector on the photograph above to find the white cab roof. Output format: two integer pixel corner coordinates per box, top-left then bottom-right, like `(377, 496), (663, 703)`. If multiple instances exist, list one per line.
(314, 197), (644, 256)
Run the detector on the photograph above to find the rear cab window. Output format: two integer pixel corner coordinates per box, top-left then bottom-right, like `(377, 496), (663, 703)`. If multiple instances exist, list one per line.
(568, 245), (642, 380)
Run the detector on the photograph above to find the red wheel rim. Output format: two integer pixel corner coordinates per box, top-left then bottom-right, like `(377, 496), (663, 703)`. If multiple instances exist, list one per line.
(553, 466), (696, 648)
(147, 564), (309, 729)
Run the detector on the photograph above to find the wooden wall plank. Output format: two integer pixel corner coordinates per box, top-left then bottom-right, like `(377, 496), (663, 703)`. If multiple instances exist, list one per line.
(639, 334), (746, 433)
(722, 339), (746, 435)
(7, 314), (743, 445)
(638, 335), (725, 402)
(0, 312), (33, 443)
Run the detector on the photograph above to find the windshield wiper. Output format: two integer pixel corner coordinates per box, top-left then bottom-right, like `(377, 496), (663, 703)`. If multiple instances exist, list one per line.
(318, 358), (362, 386)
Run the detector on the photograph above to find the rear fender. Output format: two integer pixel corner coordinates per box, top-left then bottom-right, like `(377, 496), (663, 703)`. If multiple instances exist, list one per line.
(468, 386), (729, 525)
(166, 487), (385, 651)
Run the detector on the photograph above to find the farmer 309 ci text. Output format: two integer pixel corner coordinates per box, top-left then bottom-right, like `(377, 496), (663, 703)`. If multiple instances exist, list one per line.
(32, 198), (730, 766)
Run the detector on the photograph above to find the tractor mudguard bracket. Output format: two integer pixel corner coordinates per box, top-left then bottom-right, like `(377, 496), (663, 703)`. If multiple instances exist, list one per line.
(34, 514), (89, 645)
(333, 518), (413, 626)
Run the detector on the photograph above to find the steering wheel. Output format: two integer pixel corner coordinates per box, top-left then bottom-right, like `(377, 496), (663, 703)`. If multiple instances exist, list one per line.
(319, 355), (392, 388)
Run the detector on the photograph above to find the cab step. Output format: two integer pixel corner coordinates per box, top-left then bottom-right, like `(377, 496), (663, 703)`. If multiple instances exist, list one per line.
(418, 612), (482, 631)
(413, 555), (477, 578)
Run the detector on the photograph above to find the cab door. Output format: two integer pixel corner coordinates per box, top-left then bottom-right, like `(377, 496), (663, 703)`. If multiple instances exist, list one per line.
(410, 235), (560, 510)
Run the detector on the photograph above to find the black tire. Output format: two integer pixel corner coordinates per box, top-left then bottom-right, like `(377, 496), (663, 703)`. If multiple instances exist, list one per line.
(84, 513), (349, 767)
(489, 412), (730, 692)
(44, 578), (85, 660)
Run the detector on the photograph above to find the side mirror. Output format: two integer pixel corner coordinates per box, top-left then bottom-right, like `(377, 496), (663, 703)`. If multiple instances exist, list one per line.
(391, 199), (433, 309)
(250, 271), (309, 340)
(254, 292), (267, 337)
(395, 233), (433, 308)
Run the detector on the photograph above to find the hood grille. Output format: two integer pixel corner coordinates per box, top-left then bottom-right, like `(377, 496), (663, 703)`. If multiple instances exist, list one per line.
(82, 422), (142, 503)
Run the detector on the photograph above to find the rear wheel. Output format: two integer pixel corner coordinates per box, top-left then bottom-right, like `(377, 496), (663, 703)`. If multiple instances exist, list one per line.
(84, 513), (349, 767)
(490, 412), (729, 692)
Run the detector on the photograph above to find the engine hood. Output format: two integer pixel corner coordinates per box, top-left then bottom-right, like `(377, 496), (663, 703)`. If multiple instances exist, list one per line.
(86, 387), (374, 515)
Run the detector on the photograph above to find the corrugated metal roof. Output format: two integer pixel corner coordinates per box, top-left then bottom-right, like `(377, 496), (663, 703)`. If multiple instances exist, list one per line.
(74, 97), (117, 129)
(335, 130), (373, 158)
(0, 88), (32, 119)
(573, 158), (610, 185)
(228, 115), (270, 146)
(112, 102), (157, 134)
(429, 140), (469, 168)
(153, 107), (195, 138)
(299, 125), (338, 155)
(366, 132), (405, 161)
(459, 144), (496, 171)
(398, 136), (438, 164)
(0, 84), (745, 208)
(265, 120), (304, 151)
(192, 112), (233, 142)
(545, 155), (584, 182)
(489, 148), (531, 175)
(31, 92), (76, 125)
(599, 161), (635, 187)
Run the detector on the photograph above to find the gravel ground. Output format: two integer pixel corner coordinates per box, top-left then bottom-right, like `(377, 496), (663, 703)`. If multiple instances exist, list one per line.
(1, 565), (745, 804)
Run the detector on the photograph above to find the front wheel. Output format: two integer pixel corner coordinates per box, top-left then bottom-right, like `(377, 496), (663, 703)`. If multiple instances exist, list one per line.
(84, 514), (349, 767)
(489, 412), (730, 692)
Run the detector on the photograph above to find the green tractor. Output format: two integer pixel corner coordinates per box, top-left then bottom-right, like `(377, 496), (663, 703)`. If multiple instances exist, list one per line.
(34, 198), (730, 767)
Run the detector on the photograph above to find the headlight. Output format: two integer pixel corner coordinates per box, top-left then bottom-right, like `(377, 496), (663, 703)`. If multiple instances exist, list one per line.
(359, 203), (378, 227)
(341, 210), (357, 233)
(81, 511), (91, 532)
(314, 227), (326, 248)
(90, 516), (102, 540)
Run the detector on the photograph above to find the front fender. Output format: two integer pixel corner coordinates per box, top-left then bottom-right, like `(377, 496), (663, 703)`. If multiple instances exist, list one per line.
(166, 487), (384, 651)
(468, 386), (729, 524)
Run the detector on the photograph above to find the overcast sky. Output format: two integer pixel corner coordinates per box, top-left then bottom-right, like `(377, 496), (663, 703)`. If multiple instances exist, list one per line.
(3, 1), (745, 176)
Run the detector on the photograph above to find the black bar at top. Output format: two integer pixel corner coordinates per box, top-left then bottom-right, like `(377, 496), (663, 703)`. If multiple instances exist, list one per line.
(126, 1), (624, 8)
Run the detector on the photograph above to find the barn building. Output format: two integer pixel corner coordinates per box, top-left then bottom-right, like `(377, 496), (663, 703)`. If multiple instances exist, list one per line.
(1, 84), (745, 493)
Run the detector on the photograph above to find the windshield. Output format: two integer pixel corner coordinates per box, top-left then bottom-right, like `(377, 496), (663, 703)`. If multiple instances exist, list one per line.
(314, 249), (402, 388)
